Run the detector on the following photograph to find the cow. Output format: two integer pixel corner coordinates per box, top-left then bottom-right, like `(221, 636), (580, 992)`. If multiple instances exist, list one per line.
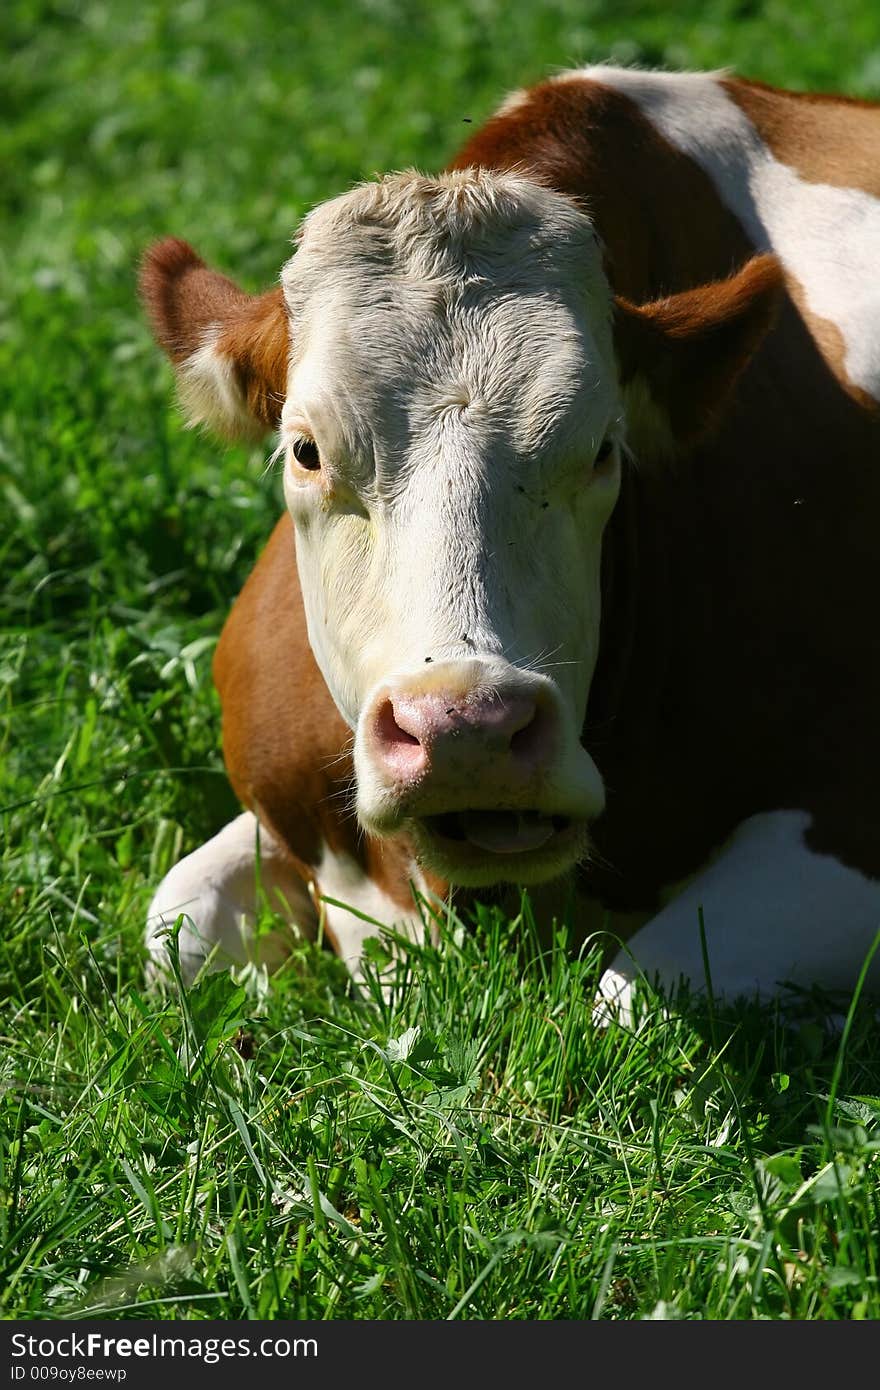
(141, 65), (880, 1009)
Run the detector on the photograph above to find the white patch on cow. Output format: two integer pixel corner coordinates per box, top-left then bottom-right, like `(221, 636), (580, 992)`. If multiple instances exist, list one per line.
(313, 846), (430, 977)
(598, 811), (880, 1020)
(145, 811), (315, 982)
(178, 331), (254, 436)
(560, 66), (880, 401)
(493, 87), (530, 118)
(277, 170), (622, 865)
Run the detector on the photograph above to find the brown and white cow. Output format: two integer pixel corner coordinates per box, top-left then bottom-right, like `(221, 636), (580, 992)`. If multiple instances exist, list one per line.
(142, 66), (880, 1006)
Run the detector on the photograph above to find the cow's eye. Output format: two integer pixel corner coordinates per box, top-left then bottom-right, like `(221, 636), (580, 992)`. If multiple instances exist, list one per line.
(292, 436), (321, 470)
(595, 438), (615, 465)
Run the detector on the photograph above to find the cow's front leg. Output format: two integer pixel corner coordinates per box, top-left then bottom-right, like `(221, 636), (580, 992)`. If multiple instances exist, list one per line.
(145, 811), (317, 982)
(147, 811), (431, 985)
(308, 846), (430, 981)
(599, 810), (880, 1015)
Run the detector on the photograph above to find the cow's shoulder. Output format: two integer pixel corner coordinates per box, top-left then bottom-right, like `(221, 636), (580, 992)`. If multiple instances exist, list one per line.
(213, 512), (347, 863)
(455, 65), (880, 404)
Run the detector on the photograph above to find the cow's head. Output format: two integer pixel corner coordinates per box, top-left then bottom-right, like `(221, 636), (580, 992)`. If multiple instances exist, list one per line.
(142, 169), (781, 886)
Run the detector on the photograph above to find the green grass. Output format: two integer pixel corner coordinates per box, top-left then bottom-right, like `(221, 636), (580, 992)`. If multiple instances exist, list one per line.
(3, 0), (880, 1320)
(5, 908), (880, 1320)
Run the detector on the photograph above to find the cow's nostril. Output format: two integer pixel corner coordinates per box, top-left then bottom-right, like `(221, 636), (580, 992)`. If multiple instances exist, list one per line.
(371, 697), (428, 781)
(367, 681), (559, 792)
(509, 703), (549, 764)
(510, 709), (537, 753)
(375, 698), (421, 749)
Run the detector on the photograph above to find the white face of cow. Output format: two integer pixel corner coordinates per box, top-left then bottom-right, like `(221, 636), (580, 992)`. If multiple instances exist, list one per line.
(278, 171), (621, 886)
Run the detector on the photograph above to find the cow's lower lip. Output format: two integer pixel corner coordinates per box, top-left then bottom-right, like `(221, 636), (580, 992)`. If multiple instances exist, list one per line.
(422, 809), (571, 855)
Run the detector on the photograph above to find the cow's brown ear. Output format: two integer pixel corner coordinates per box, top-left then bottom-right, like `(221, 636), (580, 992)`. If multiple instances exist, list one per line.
(614, 253), (784, 454)
(139, 238), (289, 440)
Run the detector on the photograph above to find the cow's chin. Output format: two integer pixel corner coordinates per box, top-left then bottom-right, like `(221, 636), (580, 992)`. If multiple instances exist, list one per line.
(405, 810), (591, 888)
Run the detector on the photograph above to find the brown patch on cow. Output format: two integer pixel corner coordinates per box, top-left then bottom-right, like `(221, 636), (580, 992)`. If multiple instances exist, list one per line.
(140, 236), (289, 432)
(726, 78), (880, 197)
(586, 289), (880, 903)
(214, 287), (289, 432)
(213, 514), (347, 863)
(615, 253), (784, 446)
(213, 512), (431, 915)
(449, 78), (757, 301)
(140, 238), (218, 362)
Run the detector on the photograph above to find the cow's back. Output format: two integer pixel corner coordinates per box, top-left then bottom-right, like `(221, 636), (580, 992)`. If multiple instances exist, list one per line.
(454, 67), (880, 404)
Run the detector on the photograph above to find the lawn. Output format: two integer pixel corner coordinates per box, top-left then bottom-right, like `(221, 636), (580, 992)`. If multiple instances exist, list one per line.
(3, 0), (880, 1320)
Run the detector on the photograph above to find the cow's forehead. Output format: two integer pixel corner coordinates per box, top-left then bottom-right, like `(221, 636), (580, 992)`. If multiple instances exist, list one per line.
(284, 168), (607, 289)
(280, 169), (616, 451)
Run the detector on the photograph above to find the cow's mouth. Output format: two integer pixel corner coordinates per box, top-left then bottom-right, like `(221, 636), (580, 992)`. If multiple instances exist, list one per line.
(422, 809), (573, 856)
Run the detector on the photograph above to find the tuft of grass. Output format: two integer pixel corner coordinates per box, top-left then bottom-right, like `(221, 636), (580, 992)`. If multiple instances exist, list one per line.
(4, 0), (880, 1320)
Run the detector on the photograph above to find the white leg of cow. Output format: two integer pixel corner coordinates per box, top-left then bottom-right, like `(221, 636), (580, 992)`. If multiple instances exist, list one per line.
(599, 811), (880, 1019)
(146, 811), (317, 983)
(313, 848), (429, 981)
